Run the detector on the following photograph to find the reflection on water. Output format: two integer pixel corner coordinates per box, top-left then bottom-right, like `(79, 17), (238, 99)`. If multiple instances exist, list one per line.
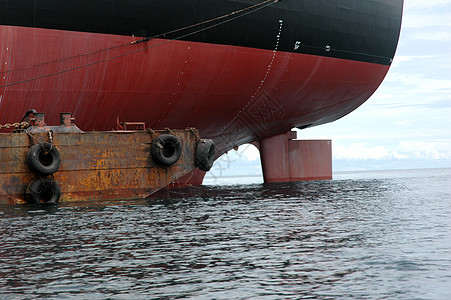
(1, 169), (450, 299)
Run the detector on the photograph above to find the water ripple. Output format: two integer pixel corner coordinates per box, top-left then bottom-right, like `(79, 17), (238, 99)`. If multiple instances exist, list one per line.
(1, 170), (450, 299)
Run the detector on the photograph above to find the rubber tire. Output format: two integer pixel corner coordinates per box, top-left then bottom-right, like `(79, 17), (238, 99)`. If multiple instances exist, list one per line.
(27, 143), (61, 176)
(151, 134), (182, 166)
(26, 177), (61, 204)
(195, 139), (215, 171)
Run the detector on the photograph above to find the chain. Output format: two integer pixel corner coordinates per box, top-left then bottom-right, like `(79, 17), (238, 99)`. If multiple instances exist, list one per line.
(146, 128), (156, 137)
(0, 121), (29, 129)
(48, 130), (54, 144)
(164, 128), (174, 135)
(187, 127), (201, 140)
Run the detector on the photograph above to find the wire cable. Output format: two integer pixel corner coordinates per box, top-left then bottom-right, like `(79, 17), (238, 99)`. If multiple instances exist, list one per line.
(0, 0), (275, 77)
(1, 0), (276, 88)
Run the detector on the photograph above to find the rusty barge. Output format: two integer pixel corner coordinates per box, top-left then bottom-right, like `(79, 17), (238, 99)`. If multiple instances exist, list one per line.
(0, 112), (215, 205)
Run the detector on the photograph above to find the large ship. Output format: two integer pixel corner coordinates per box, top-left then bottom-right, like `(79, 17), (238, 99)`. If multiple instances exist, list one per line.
(0, 0), (403, 178)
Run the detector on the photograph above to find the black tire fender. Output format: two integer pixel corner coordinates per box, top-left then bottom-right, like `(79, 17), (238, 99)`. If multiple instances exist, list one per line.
(26, 177), (61, 204)
(26, 142), (61, 176)
(195, 139), (215, 171)
(151, 134), (182, 166)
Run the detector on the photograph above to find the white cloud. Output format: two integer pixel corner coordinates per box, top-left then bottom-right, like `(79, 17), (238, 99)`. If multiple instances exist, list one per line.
(334, 144), (389, 160)
(405, 0), (451, 10)
(396, 141), (451, 159)
(238, 144), (260, 161)
(411, 31), (451, 41)
(402, 11), (451, 28)
(393, 120), (412, 126)
(392, 55), (439, 64)
(401, 0), (451, 29)
(388, 73), (451, 92)
(333, 141), (451, 161)
(392, 152), (409, 159)
(216, 143), (260, 165)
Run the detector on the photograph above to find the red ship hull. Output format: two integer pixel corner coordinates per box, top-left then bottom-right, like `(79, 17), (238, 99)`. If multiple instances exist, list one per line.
(0, 26), (389, 155)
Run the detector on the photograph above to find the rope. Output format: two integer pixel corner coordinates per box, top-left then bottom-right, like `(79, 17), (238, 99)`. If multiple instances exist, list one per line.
(187, 127), (201, 140)
(146, 128), (156, 137)
(131, 0), (275, 45)
(164, 128), (174, 135)
(0, 0), (277, 87)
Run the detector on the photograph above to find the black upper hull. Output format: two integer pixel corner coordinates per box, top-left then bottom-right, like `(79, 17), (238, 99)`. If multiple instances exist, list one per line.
(0, 0), (403, 65)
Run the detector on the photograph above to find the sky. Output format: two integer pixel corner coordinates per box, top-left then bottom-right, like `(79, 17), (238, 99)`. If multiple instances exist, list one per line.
(205, 0), (451, 181)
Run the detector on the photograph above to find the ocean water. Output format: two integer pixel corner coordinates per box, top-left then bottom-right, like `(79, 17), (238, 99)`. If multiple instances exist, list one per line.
(0, 168), (450, 299)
